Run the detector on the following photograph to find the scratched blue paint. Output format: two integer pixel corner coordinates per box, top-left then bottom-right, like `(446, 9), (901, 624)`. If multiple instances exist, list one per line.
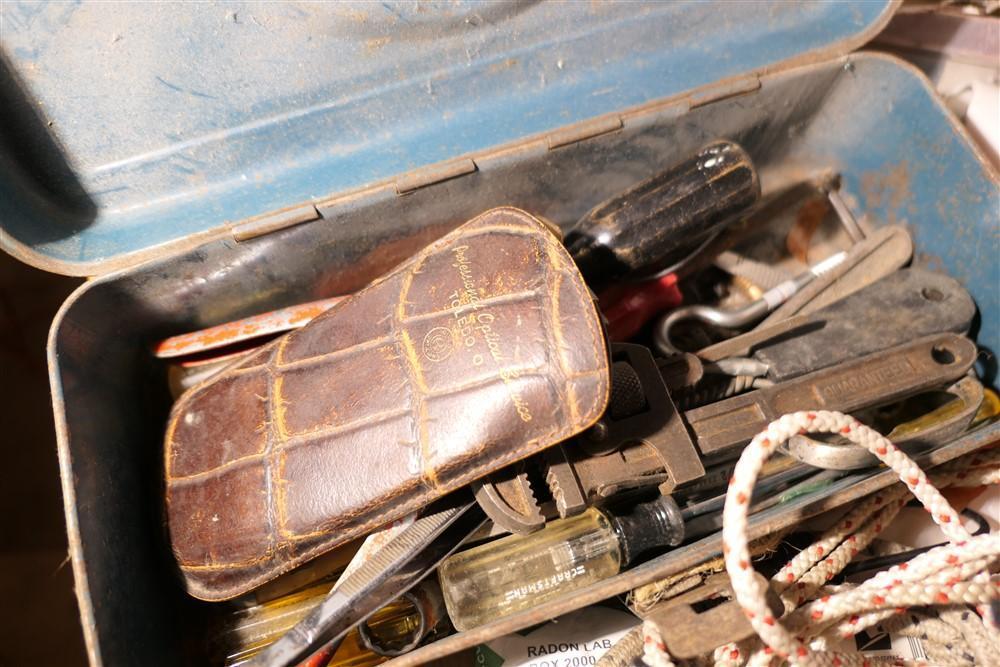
(792, 56), (999, 367)
(0, 0), (892, 270)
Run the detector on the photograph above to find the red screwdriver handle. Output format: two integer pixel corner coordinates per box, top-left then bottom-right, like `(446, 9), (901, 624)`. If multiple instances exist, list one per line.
(601, 273), (683, 342)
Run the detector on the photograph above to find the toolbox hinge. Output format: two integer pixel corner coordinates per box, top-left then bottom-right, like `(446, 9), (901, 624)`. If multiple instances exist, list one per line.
(547, 115), (623, 150)
(688, 75), (762, 109)
(231, 203), (321, 242)
(395, 158), (478, 194)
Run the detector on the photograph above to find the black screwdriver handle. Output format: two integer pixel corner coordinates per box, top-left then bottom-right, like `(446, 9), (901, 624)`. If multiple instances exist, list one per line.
(566, 140), (760, 292)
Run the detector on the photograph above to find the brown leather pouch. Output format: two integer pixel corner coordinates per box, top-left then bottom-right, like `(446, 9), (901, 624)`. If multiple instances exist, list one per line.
(164, 207), (610, 601)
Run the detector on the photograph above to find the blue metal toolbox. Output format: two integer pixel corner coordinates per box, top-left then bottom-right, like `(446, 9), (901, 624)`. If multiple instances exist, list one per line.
(1, 2), (997, 664)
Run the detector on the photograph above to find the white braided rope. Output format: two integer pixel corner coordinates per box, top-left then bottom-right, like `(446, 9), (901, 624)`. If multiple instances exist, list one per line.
(940, 463), (1000, 488)
(735, 571), (999, 664)
(882, 610), (962, 646)
(703, 492), (912, 666)
(938, 608), (1000, 665)
(737, 543), (997, 665)
(716, 450), (999, 666)
(773, 490), (904, 595)
(790, 558), (998, 638)
(625, 425), (997, 667)
(790, 543), (997, 632)
(719, 411), (999, 666)
(933, 449), (1000, 490)
(640, 620), (677, 667)
(878, 606), (999, 665)
(775, 494), (909, 612)
(712, 639), (755, 666)
(828, 571), (998, 649)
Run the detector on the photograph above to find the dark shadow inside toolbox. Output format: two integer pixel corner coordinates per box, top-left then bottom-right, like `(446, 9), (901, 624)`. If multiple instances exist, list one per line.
(0, 53), (97, 245)
(49, 54), (998, 665)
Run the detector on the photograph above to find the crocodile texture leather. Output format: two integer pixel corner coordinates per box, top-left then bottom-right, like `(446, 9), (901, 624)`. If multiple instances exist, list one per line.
(164, 207), (610, 601)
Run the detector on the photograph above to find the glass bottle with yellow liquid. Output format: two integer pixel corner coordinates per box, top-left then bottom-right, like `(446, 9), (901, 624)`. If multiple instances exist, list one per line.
(218, 580), (443, 666)
(439, 495), (684, 630)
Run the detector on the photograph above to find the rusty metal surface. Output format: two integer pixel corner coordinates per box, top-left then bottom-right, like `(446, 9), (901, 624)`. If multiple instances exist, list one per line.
(648, 572), (784, 659)
(471, 463), (546, 536)
(581, 344), (705, 497)
(656, 353), (704, 391)
(751, 268), (975, 383)
(385, 423), (998, 666)
(477, 343), (705, 531)
(688, 333), (977, 456)
(760, 224), (913, 325)
(696, 315), (812, 363)
(371, 334), (977, 532)
(43, 49), (998, 666)
(784, 375), (985, 470)
(810, 54), (1000, 369)
(153, 296), (343, 359)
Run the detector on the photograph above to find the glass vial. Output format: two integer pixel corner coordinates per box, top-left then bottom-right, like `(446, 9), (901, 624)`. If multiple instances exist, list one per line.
(439, 495), (683, 630)
(219, 580), (443, 666)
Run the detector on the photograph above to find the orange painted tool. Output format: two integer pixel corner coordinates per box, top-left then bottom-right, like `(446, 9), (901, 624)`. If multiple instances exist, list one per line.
(153, 296), (344, 359)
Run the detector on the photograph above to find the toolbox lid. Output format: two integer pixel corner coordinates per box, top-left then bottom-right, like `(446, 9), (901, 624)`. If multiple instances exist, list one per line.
(0, 1), (895, 276)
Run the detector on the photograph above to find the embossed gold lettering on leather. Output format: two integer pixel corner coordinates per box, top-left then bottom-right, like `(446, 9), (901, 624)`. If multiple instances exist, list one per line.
(164, 207), (610, 601)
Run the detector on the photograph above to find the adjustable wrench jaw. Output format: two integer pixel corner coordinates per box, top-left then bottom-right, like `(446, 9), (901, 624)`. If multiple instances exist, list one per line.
(478, 344), (706, 531)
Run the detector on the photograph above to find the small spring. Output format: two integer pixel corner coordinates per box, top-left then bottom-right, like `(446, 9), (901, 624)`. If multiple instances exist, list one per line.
(676, 375), (772, 410)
